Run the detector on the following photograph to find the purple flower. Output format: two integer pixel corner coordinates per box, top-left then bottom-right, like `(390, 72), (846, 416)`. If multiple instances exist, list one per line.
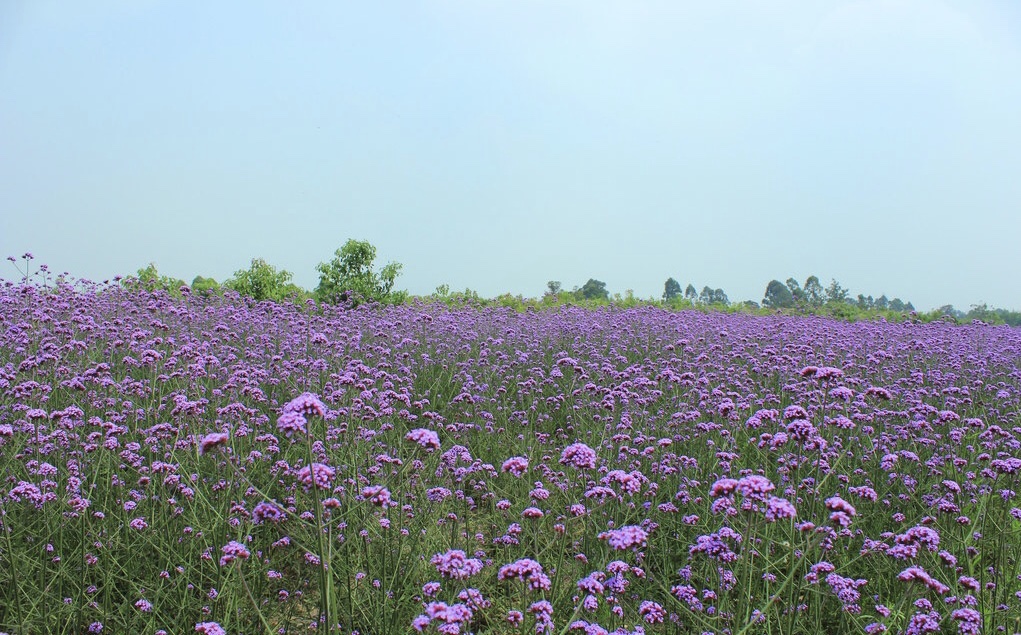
(220, 540), (251, 566)
(198, 432), (229, 455)
(405, 428), (441, 451)
(498, 558), (551, 591)
(283, 392), (326, 418)
(599, 525), (648, 551)
(362, 485), (392, 508)
(432, 549), (484, 580)
(276, 411), (307, 437)
(252, 501), (286, 524)
(501, 456), (529, 477)
(560, 443), (597, 469)
(764, 496), (797, 522)
(639, 600), (665, 624)
(296, 463), (335, 489)
(194, 623), (226, 635)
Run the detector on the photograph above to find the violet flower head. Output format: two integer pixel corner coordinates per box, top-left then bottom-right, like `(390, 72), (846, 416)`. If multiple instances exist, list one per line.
(498, 558), (552, 591)
(296, 463), (335, 489)
(283, 392), (326, 418)
(276, 411), (307, 437)
(599, 525), (648, 551)
(219, 540), (251, 566)
(431, 549), (484, 580)
(501, 456), (529, 477)
(252, 501), (286, 524)
(198, 432), (229, 455)
(362, 485), (393, 508)
(560, 443), (598, 469)
(406, 428), (441, 451)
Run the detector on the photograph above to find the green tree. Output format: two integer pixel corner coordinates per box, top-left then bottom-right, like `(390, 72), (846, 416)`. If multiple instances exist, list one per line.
(315, 239), (404, 305)
(131, 263), (186, 296)
(578, 279), (609, 301)
(546, 280), (562, 296)
(225, 258), (302, 302)
(785, 278), (805, 304)
(663, 277), (682, 301)
(804, 276), (825, 307)
(825, 279), (850, 305)
(763, 280), (795, 308)
(190, 275), (220, 296)
(684, 284), (698, 302)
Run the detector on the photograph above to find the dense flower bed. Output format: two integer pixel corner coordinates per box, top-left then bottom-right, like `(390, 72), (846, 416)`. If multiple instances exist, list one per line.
(1, 282), (1020, 634)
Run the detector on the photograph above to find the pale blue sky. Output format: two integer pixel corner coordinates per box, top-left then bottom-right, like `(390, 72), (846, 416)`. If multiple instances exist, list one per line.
(2, 1), (1019, 310)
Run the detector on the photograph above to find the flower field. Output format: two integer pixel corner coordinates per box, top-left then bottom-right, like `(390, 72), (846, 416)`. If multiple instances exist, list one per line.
(2, 283), (1021, 634)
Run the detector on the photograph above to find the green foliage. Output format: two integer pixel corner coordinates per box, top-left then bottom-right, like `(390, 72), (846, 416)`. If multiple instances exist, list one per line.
(577, 278), (609, 301)
(698, 286), (729, 305)
(663, 277), (682, 301)
(224, 258), (304, 302)
(315, 239), (404, 305)
(804, 275), (825, 307)
(785, 277), (805, 304)
(128, 263), (186, 297)
(763, 279), (795, 308)
(546, 280), (562, 297)
(825, 278), (850, 305)
(190, 275), (220, 296)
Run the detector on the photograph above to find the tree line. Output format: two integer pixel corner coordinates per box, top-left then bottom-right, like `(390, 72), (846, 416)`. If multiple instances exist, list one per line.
(119, 241), (1020, 326)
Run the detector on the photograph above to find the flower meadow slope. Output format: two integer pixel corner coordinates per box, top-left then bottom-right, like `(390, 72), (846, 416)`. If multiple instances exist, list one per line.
(2, 283), (1021, 635)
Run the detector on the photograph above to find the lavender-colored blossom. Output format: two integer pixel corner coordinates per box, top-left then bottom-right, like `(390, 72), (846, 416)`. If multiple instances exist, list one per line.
(406, 428), (441, 451)
(560, 443), (598, 469)
(431, 549), (484, 580)
(599, 525), (648, 551)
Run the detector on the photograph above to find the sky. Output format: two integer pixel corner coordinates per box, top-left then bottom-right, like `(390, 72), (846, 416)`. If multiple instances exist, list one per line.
(2, 1), (1020, 311)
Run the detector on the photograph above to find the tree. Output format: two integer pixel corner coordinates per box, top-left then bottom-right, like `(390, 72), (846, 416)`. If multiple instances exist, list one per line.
(663, 277), (682, 301)
(131, 263), (186, 295)
(225, 258), (302, 302)
(578, 279), (609, 301)
(546, 281), (562, 296)
(889, 298), (905, 312)
(804, 276), (825, 307)
(763, 280), (795, 308)
(684, 284), (698, 302)
(875, 294), (889, 310)
(711, 288), (729, 305)
(190, 275), (220, 296)
(786, 278), (806, 304)
(315, 239), (404, 305)
(825, 279), (850, 305)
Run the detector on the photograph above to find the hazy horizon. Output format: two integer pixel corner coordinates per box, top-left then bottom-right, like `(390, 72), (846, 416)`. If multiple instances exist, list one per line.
(2, 1), (1019, 311)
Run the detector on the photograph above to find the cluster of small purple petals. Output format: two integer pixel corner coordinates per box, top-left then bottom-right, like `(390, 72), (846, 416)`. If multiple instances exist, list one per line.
(599, 525), (649, 550)
(498, 558), (551, 591)
(432, 549), (484, 580)
(898, 566), (951, 595)
(219, 540), (251, 566)
(283, 392), (326, 418)
(252, 501), (286, 524)
(198, 432), (229, 455)
(296, 462), (335, 489)
(406, 428), (441, 451)
(560, 443), (598, 469)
